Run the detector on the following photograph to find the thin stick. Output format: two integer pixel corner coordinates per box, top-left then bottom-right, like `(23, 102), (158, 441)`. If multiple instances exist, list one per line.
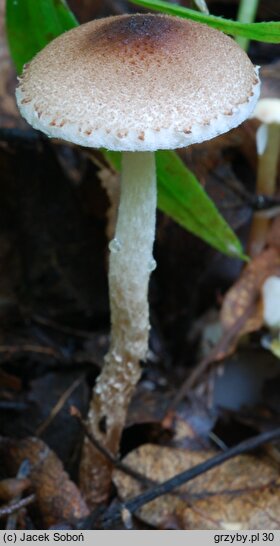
(32, 314), (99, 340)
(36, 375), (85, 436)
(0, 495), (35, 520)
(6, 461), (30, 530)
(0, 344), (63, 359)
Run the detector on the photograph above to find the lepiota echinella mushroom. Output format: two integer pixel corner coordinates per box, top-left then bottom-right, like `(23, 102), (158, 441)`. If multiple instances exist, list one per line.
(16, 13), (260, 506)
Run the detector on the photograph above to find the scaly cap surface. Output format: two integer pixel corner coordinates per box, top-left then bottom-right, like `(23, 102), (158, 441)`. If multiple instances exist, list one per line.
(16, 14), (260, 151)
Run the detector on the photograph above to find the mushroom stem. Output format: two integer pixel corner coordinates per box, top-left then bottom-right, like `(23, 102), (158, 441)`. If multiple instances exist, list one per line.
(248, 123), (280, 257)
(80, 151), (157, 506)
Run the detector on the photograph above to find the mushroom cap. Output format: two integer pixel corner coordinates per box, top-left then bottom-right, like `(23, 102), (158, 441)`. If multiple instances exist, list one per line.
(16, 13), (260, 152)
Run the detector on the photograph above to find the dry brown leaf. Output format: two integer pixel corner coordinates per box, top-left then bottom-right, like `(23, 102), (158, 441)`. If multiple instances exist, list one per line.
(0, 478), (30, 501)
(172, 248), (280, 398)
(218, 248), (280, 357)
(0, 437), (89, 527)
(221, 248), (280, 331)
(113, 444), (280, 530)
(267, 217), (280, 252)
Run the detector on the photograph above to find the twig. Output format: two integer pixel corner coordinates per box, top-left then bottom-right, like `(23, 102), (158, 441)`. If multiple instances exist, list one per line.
(0, 342), (100, 369)
(0, 495), (35, 520)
(0, 344), (64, 359)
(36, 376), (85, 436)
(32, 314), (99, 340)
(6, 461), (30, 530)
(102, 426), (280, 527)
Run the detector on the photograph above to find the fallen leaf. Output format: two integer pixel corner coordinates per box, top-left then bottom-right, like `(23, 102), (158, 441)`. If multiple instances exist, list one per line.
(0, 478), (30, 501)
(113, 444), (280, 529)
(267, 217), (280, 252)
(221, 248), (280, 329)
(0, 437), (89, 527)
(219, 247), (280, 357)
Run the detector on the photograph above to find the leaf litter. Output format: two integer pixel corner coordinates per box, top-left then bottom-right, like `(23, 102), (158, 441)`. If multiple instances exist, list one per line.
(113, 443), (280, 530)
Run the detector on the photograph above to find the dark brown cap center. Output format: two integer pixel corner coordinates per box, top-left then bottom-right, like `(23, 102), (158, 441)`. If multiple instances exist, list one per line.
(89, 14), (181, 50)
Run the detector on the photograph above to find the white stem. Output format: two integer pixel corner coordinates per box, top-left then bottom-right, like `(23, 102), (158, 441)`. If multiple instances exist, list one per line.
(247, 124), (280, 257)
(256, 124), (280, 197)
(80, 151), (157, 506)
(108, 151), (157, 363)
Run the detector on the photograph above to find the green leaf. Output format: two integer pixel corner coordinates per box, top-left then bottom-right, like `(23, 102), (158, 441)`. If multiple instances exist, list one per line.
(104, 150), (246, 259)
(6, 0), (38, 73)
(129, 0), (280, 43)
(52, 0), (79, 30)
(6, 0), (246, 258)
(6, 0), (78, 73)
(104, 151), (122, 172)
(26, 0), (77, 49)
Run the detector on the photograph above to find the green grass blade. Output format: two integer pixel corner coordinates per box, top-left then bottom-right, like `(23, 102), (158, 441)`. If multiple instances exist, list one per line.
(6, 0), (38, 73)
(129, 0), (280, 43)
(26, 0), (66, 49)
(104, 150), (246, 259)
(53, 0), (79, 30)
(6, 0), (78, 73)
(157, 151), (246, 258)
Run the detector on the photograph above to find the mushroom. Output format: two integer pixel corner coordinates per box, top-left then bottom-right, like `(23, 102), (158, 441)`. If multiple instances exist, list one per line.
(261, 275), (280, 359)
(248, 96), (280, 257)
(262, 275), (280, 331)
(15, 13), (260, 505)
